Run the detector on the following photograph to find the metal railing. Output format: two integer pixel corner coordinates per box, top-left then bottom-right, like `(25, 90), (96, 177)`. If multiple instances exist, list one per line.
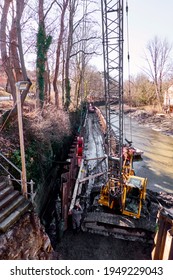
(0, 151), (35, 202)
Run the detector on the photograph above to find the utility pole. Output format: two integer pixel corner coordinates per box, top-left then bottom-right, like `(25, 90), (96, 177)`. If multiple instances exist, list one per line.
(16, 81), (29, 199)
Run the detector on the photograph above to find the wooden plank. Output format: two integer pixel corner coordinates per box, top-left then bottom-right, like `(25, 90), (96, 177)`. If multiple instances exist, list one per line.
(162, 229), (173, 260)
(69, 159), (86, 212)
(79, 172), (104, 183)
(85, 156), (106, 161)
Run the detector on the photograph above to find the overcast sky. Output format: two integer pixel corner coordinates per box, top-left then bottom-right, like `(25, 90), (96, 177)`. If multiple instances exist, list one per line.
(125, 0), (173, 78)
(91, 0), (173, 80)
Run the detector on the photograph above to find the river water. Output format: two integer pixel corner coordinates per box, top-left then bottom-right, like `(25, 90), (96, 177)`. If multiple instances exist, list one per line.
(123, 116), (173, 194)
(0, 96), (11, 101)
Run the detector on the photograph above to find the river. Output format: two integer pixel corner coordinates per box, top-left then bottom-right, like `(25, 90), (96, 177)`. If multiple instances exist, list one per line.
(0, 96), (11, 101)
(123, 115), (173, 194)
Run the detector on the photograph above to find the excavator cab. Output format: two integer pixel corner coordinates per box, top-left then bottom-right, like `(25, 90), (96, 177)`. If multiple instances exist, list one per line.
(121, 175), (147, 218)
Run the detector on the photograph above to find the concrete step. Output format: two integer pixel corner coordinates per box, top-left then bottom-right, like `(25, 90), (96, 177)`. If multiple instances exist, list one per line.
(0, 200), (32, 233)
(0, 176), (6, 182)
(0, 195), (25, 223)
(0, 180), (8, 191)
(0, 191), (20, 210)
(0, 186), (14, 201)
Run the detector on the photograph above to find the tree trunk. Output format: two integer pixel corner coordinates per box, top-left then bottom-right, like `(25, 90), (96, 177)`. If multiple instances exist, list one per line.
(9, 9), (23, 82)
(61, 45), (65, 105)
(36, 0), (52, 108)
(47, 60), (51, 103)
(53, 0), (69, 108)
(0, 0), (16, 103)
(36, 0), (44, 108)
(65, 0), (75, 109)
(0, 0), (31, 129)
(16, 0), (27, 80)
(44, 57), (51, 104)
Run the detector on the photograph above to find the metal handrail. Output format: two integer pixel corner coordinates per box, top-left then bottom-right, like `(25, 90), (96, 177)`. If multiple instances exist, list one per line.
(0, 152), (21, 174)
(0, 162), (21, 186)
(0, 151), (35, 201)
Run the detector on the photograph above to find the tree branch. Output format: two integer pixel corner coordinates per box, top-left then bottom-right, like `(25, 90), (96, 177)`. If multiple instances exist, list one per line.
(72, 36), (101, 46)
(70, 49), (101, 58)
(44, 0), (58, 20)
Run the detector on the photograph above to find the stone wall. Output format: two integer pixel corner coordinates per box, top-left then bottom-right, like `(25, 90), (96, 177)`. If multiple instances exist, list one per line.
(0, 210), (54, 260)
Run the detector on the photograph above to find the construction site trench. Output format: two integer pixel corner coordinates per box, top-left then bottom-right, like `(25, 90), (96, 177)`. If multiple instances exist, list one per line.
(44, 110), (173, 260)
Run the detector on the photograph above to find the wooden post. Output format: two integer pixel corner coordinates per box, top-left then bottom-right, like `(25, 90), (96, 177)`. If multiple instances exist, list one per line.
(152, 210), (173, 260)
(30, 179), (34, 202)
(163, 228), (173, 260)
(16, 82), (28, 199)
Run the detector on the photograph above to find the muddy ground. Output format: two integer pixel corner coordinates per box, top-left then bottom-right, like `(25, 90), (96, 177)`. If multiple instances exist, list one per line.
(55, 229), (152, 260)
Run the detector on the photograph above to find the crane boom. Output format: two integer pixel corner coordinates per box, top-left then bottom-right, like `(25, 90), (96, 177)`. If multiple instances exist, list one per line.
(99, 1), (147, 220)
(101, 0), (124, 178)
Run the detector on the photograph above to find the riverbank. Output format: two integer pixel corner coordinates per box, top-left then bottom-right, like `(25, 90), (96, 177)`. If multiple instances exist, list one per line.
(126, 107), (173, 137)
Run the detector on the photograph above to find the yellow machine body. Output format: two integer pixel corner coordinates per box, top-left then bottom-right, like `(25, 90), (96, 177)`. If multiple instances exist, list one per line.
(98, 175), (147, 218)
(98, 148), (147, 219)
(98, 178), (121, 210)
(121, 175), (147, 218)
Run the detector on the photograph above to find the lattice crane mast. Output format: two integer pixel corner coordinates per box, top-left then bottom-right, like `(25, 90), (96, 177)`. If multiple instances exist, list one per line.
(101, 0), (124, 180)
(99, 0), (147, 219)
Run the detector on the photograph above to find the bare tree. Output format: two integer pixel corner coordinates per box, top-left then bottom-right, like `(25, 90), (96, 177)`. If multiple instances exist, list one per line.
(0, 0), (31, 127)
(53, 0), (69, 108)
(124, 74), (156, 107)
(0, 0), (101, 117)
(143, 36), (172, 110)
(63, 0), (77, 109)
(16, 0), (27, 80)
(0, 0), (16, 102)
(83, 65), (104, 101)
(10, 1), (23, 84)
(64, 0), (101, 109)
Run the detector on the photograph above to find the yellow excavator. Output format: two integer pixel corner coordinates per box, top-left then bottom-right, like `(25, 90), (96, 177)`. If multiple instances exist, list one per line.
(98, 145), (147, 219)
(98, 176), (147, 219)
